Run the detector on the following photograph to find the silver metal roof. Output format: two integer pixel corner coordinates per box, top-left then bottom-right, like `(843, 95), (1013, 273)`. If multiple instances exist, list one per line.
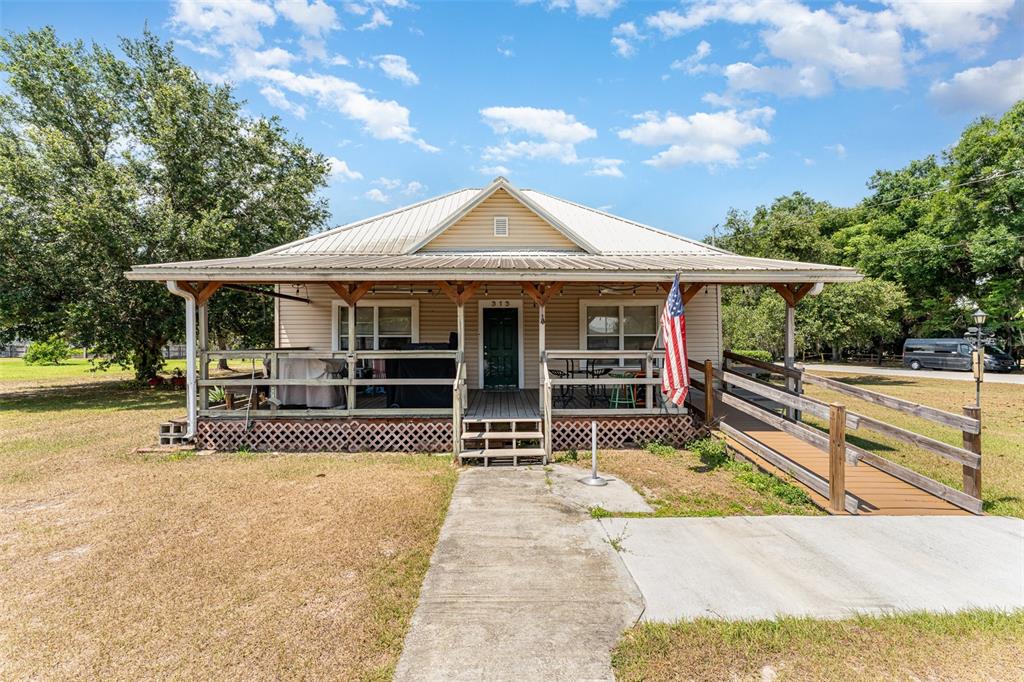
(126, 177), (862, 283)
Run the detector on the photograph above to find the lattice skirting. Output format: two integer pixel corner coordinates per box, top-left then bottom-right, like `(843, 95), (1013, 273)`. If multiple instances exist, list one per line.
(195, 418), (452, 453)
(552, 415), (706, 450)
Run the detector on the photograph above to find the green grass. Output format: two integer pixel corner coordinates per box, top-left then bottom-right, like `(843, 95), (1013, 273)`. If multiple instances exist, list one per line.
(0, 357), (186, 384)
(613, 610), (1024, 681)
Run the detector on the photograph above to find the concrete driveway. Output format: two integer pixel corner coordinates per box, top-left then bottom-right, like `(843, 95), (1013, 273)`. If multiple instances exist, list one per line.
(393, 466), (646, 682)
(601, 515), (1024, 621)
(804, 363), (1024, 384)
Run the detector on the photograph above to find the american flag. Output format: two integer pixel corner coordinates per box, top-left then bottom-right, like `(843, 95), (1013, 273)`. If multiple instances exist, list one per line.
(661, 274), (690, 406)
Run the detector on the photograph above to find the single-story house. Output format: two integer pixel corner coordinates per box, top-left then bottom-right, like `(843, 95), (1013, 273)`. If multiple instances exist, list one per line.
(127, 176), (860, 462)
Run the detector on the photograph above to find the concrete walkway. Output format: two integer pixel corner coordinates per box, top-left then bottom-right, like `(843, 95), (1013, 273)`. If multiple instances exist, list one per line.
(804, 363), (1024, 384)
(394, 466), (645, 682)
(601, 515), (1024, 621)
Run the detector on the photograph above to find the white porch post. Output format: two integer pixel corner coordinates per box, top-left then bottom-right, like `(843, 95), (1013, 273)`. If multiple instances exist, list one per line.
(456, 299), (466, 405)
(538, 302), (546, 411)
(198, 303), (209, 410)
(347, 299), (357, 413)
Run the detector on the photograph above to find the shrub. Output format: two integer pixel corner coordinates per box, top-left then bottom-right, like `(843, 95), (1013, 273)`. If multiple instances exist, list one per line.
(558, 448), (579, 463)
(23, 336), (73, 365)
(644, 441), (676, 457)
(730, 349), (774, 363)
(686, 437), (729, 468)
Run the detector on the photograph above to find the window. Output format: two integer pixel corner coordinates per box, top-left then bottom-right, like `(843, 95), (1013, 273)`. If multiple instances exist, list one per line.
(334, 301), (418, 351)
(581, 301), (661, 365)
(493, 215), (509, 237)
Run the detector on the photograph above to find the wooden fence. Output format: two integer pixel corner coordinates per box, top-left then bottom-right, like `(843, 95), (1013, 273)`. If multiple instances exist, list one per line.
(691, 351), (983, 515)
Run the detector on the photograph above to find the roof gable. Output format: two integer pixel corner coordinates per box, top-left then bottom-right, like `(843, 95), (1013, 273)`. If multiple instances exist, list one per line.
(405, 177), (597, 254)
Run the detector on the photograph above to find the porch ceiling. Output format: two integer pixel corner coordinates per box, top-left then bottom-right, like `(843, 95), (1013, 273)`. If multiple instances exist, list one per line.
(125, 252), (862, 284)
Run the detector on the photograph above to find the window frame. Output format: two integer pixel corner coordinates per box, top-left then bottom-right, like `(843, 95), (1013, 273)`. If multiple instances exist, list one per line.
(578, 298), (664, 367)
(331, 299), (420, 352)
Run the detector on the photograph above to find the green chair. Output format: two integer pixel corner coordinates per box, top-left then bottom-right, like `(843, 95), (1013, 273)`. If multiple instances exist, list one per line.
(609, 375), (637, 409)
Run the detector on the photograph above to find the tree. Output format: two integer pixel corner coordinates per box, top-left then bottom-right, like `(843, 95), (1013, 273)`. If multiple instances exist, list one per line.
(798, 279), (908, 361)
(0, 29), (329, 379)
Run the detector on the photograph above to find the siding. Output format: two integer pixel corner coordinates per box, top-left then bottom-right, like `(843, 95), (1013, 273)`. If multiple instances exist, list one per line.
(421, 188), (583, 252)
(276, 283), (723, 388)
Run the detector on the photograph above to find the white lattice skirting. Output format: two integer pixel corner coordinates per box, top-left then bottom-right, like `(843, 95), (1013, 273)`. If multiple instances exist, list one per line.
(195, 415), (706, 453)
(195, 418), (453, 452)
(552, 416), (705, 450)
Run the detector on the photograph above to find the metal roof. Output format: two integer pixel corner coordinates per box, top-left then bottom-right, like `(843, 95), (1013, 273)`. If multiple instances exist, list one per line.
(127, 252), (862, 283)
(126, 177), (863, 283)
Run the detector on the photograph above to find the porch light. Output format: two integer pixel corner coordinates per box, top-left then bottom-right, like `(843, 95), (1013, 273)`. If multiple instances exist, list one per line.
(972, 309), (987, 326)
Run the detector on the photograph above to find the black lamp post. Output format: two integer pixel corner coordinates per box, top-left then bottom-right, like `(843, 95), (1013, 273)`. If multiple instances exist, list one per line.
(972, 308), (987, 407)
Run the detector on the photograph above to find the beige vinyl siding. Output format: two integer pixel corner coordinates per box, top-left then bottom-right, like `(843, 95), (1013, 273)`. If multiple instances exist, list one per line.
(421, 189), (583, 252)
(276, 283), (723, 388)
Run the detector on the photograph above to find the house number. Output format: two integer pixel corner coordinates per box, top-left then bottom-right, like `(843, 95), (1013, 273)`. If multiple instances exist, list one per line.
(487, 300), (513, 307)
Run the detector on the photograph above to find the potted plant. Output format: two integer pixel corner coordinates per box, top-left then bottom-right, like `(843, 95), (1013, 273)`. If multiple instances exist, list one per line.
(170, 367), (187, 389)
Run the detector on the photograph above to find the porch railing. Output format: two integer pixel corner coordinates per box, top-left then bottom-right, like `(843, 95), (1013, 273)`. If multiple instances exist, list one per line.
(198, 348), (462, 419)
(541, 350), (680, 417)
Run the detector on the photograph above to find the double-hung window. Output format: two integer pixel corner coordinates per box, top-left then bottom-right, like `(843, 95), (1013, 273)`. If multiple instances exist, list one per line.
(334, 301), (418, 351)
(580, 300), (661, 366)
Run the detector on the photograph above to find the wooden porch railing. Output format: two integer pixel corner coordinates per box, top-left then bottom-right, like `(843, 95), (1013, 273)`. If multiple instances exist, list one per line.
(199, 348), (461, 419)
(710, 352), (983, 515)
(542, 350), (671, 417)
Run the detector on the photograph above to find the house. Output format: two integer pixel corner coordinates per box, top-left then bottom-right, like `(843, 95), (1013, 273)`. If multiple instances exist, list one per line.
(126, 176), (861, 462)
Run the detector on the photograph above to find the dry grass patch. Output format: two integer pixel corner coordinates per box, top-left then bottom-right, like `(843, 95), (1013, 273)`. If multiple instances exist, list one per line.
(0, 378), (456, 680)
(802, 373), (1023, 517)
(613, 610), (1024, 681)
(560, 442), (820, 517)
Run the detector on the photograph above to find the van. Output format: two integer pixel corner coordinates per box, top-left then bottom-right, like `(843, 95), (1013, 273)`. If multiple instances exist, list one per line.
(903, 338), (1017, 372)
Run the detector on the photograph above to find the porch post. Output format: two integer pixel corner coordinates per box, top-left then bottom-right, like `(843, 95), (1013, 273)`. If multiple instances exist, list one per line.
(538, 302), (545, 411)
(785, 301), (796, 420)
(347, 299), (357, 413)
(198, 302), (209, 410)
(456, 298), (466, 407)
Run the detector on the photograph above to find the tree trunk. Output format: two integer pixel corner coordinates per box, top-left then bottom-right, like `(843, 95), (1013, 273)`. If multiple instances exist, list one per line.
(133, 337), (167, 381)
(831, 344), (841, 362)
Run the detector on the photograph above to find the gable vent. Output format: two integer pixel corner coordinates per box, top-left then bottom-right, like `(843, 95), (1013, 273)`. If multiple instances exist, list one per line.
(493, 216), (509, 237)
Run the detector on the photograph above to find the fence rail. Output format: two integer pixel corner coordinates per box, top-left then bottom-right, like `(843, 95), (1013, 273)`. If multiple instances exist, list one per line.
(718, 351), (983, 514)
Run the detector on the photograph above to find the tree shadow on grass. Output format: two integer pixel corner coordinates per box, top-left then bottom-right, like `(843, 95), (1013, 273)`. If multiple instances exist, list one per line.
(0, 382), (183, 414)
(824, 375), (918, 388)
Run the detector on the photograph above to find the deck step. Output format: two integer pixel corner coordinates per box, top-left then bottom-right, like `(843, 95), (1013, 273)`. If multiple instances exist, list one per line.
(461, 431), (543, 441)
(458, 447), (547, 466)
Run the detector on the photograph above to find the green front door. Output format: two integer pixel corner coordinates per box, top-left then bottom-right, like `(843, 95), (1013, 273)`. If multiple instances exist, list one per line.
(483, 307), (519, 389)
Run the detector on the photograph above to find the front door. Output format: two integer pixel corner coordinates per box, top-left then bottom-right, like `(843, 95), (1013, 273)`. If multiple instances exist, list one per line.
(482, 307), (519, 389)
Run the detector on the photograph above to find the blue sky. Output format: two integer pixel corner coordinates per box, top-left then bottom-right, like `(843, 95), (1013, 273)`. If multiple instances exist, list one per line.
(2, 0), (1022, 241)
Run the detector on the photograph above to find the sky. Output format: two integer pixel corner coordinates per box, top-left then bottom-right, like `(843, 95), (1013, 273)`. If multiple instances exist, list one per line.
(2, 0), (1023, 241)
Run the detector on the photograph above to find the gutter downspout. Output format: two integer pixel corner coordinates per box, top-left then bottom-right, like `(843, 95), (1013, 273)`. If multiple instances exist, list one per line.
(166, 281), (197, 441)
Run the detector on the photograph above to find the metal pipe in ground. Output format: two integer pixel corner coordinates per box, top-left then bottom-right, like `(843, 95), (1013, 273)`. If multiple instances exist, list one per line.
(579, 420), (608, 486)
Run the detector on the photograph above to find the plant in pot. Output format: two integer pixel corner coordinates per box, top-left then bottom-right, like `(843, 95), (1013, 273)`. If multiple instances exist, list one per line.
(170, 367), (187, 389)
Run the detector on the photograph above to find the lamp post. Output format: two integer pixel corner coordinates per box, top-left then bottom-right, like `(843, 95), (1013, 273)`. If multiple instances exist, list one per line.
(972, 308), (987, 407)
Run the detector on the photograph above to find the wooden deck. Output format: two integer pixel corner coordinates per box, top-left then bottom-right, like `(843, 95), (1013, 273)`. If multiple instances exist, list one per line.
(466, 389), (540, 419)
(720, 404), (969, 516)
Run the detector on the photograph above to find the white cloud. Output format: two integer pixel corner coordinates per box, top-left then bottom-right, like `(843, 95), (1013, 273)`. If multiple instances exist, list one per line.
(344, 0), (412, 30)
(374, 177), (402, 190)
(260, 85), (307, 118)
(345, 2), (369, 15)
(825, 143), (847, 159)
(643, 0), (906, 96)
(374, 54), (419, 85)
(587, 157), (625, 178)
(883, 0), (1014, 53)
(478, 165), (511, 176)
(274, 0), (339, 36)
(618, 107), (775, 168)
(231, 60), (438, 151)
(670, 40), (712, 74)
(173, 38), (222, 57)
(330, 54), (351, 66)
(803, 157), (816, 166)
(480, 106), (597, 165)
(611, 21), (641, 57)
(930, 57), (1024, 114)
(359, 7), (391, 30)
(365, 188), (390, 202)
(575, 0), (622, 18)
(498, 46), (515, 58)
(402, 180), (426, 195)
(327, 157), (363, 181)
(171, 0), (276, 47)
(234, 46), (298, 71)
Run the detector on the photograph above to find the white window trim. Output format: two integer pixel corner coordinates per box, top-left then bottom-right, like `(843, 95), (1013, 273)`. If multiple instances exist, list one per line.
(578, 298), (664, 366)
(477, 299), (525, 389)
(493, 215), (509, 237)
(331, 299), (420, 352)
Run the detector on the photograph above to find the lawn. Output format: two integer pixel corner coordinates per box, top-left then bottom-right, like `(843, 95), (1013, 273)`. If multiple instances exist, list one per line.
(802, 373), (1023, 517)
(0, 368), (456, 680)
(0, 357), (186, 390)
(560, 441), (822, 517)
(613, 610), (1024, 682)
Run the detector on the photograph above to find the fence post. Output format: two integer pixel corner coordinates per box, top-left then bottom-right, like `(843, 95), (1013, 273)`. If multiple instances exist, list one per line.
(703, 359), (714, 426)
(828, 403), (846, 513)
(962, 405), (982, 499)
